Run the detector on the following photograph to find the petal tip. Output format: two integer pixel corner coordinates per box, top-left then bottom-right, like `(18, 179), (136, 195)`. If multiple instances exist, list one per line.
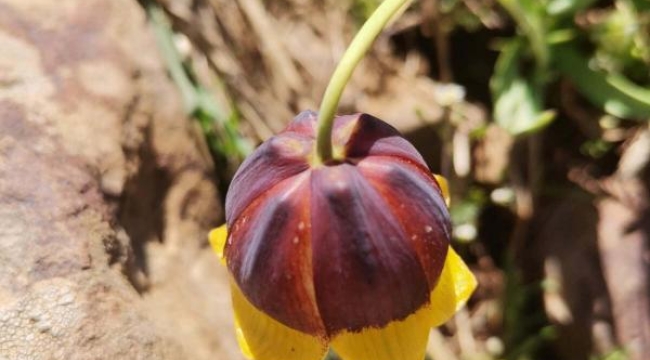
(231, 281), (327, 360)
(433, 174), (450, 208)
(448, 247), (477, 311)
(427, 246), (477, 327)
(209, 225), (228, 264)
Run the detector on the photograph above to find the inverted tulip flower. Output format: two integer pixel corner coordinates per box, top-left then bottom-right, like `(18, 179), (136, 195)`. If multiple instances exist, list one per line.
(209, 0), (476, 358)
(209, 110), (476, 360)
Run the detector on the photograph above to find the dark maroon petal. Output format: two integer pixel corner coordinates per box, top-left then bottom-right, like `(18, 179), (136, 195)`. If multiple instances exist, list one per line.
(224, 112), (452, 337)
(284, 110), (318, 136)
(226, 173), (325, 336)
(310, 163), (430, 335)
(225, 132), (312, 224)
(358, 156), (450, 288)
(341, 113), (427, 166)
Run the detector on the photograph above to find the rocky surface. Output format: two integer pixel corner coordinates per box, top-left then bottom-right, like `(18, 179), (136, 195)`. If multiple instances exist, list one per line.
(0, 0), (240, 358)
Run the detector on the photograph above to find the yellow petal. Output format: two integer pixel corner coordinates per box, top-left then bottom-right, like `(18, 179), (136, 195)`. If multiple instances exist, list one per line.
(233, 315), (254, 359)
(331, 303), (433, 360)
(433, 174), (450, 207)
(428, 246), (477, 327)
(230, 281), (327, 360)
(208, 225), (228, 264)
(330, 246), (475, 360)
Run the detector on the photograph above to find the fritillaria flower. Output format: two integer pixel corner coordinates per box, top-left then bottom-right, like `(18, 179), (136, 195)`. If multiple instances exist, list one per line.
(209, 111), (476, 360)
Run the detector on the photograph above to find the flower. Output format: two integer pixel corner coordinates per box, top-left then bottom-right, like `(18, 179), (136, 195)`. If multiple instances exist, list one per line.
(210, 111), (477, 360)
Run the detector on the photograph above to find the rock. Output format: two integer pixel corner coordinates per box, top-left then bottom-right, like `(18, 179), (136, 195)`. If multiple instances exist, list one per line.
(0, 0), (237, 358)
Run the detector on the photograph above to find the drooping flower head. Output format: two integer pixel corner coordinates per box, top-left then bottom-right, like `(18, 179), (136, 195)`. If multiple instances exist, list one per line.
(210, 111), (476, 360)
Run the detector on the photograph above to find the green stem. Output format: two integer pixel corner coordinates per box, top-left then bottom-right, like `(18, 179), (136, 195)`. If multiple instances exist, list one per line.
(315, 0), (412, 164)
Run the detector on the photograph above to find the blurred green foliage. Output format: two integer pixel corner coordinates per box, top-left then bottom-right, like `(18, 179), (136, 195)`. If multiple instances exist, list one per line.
(493, 0), (650, 137)
(488, 1), (647, 359)
(147, 3), (252, 184)
(351, 0), (382, 21)
(592, 349), (630, 360)
(419, 0), (648, 359)
(491, 39), (555, 136)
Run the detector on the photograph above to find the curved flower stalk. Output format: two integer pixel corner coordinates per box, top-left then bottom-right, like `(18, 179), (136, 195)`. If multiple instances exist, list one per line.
(209, 111), (476, 360)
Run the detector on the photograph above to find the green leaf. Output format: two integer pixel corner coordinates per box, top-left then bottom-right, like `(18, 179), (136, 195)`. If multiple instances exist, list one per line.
(148, 5), (198, 114)
(546, 29), (576, 45)
(553, 44), (650, 119)
(545, 0), (597, 16)
(491, 41), (556, 136)
(147, 2), (252, 161)
(497, 0), (549, 68)
(630, 0), (650, 11)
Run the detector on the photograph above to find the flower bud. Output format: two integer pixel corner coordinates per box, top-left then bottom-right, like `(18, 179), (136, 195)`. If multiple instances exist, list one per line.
(224, 110), (451, 338)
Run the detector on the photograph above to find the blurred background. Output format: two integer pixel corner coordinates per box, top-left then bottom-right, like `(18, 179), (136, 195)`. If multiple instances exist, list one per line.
(0, 0), (648, 359)
(147, 0), (650, 359)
